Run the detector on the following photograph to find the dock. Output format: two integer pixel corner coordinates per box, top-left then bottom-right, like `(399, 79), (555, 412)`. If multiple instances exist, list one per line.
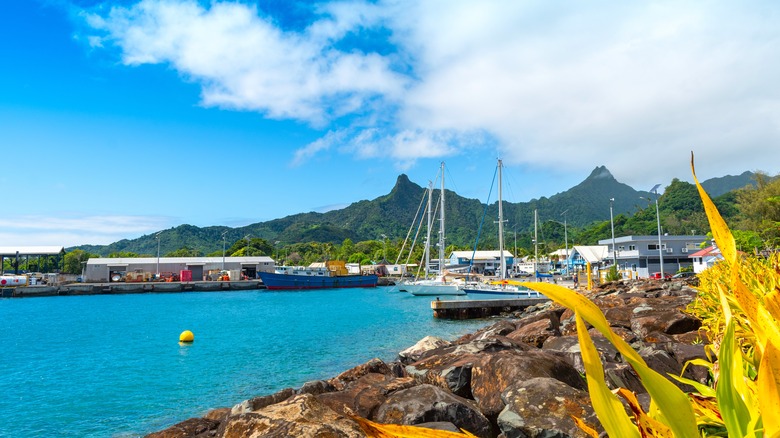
(431, 297), (549, 319)
(1, 281), (265, 298)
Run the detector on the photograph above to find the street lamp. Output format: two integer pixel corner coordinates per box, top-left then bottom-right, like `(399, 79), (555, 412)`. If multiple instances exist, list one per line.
(380, 234), (387, 260)
(641, 184), (664, 278)
(245, 234), (251, 257)
(609, 198), (617, 266)
(221, 230), (228, 270)
(155, 231), (162, 278)
(651, 185), (664, 278)
(560, 210), (569, 274)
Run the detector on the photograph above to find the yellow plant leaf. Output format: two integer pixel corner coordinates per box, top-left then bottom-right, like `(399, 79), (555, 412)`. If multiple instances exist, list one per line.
(615, 388), (674, 438)
(571, 416), (600, 438)
(688, 394), (723, 426)
(758, 340), (780, 437)
(690, 152), (736, 265)
(764, 290), (780, 322)
(716, 317), (754, 437)
(352, 416), (478, 437)
(523, 282), (699, 438)
(575, 313), (641, 438)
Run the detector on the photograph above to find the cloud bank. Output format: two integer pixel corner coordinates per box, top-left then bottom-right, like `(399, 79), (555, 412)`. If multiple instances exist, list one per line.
(81, 0), (780, 187)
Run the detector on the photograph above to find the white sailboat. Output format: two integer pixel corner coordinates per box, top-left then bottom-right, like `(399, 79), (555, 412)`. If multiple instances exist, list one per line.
(462, 160), (544, 298)
(406, 162), (464, 296)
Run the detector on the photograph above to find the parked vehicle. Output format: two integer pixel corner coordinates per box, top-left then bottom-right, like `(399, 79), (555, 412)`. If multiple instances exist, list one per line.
(650, 272), (672, 279)
(672, 271), (696, 279)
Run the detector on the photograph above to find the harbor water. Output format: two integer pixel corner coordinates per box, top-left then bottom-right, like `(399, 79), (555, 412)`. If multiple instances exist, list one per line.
(0, 287), (492, 437)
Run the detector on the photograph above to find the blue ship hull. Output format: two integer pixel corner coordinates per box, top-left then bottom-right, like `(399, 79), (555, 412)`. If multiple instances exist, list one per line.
(258, 272), (378, 290)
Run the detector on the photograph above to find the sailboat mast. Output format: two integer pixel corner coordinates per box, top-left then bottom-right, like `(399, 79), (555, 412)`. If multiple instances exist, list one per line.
(439, 162), (446, 272)
(534, 209), (538, 279)
(497, 160), (506, 280)
(425, 181), (433, 278)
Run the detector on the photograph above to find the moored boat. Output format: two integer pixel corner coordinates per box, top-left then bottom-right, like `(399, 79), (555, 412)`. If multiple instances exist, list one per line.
(258, 261), (378, 290)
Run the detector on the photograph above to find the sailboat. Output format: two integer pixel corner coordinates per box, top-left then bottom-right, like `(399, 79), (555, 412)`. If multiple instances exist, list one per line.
(462, 160), (545, 298)
(405, 162), (465, 296)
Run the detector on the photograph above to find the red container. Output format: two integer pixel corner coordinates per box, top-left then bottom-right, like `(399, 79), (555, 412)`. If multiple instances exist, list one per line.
(180, 270), (192, 282)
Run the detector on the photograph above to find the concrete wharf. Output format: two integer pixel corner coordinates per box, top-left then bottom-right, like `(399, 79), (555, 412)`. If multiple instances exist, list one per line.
(431, 297), (549, 319)
(1, 281), (265, 298)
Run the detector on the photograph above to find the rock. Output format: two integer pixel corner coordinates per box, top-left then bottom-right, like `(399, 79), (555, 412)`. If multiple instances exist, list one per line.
(405, 335), (530, 398)
(220, 393), (365, 438)
(470, 350), (585, 418)
(328, 358), (392, 391)
(455, 320), (518, 344)
(506, 319), (554, 348)
(203, 408), (231, 422)
(374, 384), (492, 438)
(666, 342), (710, 385)
(398, 336), (451, 364)
(604, 362), (645, 393)
(297, 379), (335, 396)
(498, 377), (601, 438)
(230, 387), (295, 415)
(145, 417), (219, 438)
(542, 334), (621, 375)
(317, 373), (416, 419)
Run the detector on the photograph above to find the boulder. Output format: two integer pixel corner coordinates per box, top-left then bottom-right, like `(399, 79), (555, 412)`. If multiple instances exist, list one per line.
(498, 377), (601, 438)
(317, 373), (416, 419)
(470, 350), (585, 418)
(374, 384), (492, 438)
(506, 319), (554, 348)
(328, 358), (392, 391)
(220, 393), (365, 438)
(297, 379), (335, 396)
(542, 334), (621, 375)
(145, 417), (219, 438)
(455, 320), (518, 344)
(230, 387), (295, 415)
(398, 336), (451, 364)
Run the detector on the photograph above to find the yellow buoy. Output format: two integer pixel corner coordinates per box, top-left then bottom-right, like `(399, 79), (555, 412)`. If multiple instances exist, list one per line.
(179, 330), (194, 343)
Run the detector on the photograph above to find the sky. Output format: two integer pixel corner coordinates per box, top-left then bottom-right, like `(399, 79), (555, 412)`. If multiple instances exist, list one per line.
(1, 0), (779, 247)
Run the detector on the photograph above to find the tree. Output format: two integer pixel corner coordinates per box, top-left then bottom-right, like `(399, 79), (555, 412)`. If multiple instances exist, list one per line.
(63, 249), (97, 275)
(165, 247), (202, 257)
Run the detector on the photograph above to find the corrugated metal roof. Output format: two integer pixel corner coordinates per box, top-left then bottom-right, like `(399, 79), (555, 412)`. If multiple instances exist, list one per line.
(86, 256), (274, 265)
(0, 246), (65, 256)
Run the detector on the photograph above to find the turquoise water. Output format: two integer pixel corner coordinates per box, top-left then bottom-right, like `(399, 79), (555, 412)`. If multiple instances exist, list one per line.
(0, 288), (491, 437)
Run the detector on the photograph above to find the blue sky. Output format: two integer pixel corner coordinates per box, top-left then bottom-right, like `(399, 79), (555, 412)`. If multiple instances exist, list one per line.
(2, 0), (779, 247)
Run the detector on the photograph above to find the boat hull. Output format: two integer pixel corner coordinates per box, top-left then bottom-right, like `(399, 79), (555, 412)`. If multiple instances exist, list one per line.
(258, 272), (378, 290)
(405, 283), (464, 296)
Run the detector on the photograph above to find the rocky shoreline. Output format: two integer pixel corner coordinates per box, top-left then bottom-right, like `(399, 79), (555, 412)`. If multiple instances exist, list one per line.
(147, 278), (706, 438)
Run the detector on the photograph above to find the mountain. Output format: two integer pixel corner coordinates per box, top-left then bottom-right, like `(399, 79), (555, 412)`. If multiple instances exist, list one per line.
(700, 171), (757, 197)
(70, 166), (755, 256)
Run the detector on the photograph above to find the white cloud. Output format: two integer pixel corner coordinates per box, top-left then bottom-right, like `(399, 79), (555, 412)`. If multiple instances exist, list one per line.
(83, 0), (407, 125)
(82, 0), (780, 183)
(0, 215), (171, 247)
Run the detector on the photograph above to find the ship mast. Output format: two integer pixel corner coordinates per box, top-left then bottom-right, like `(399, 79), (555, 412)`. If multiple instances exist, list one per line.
(439, 162), (446, 274)
(425, 181), (433, 278)
(497, 159), (506, 280)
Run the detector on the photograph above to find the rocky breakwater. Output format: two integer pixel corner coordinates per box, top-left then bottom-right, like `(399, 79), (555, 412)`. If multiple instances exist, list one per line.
(147, 278), (707, 438)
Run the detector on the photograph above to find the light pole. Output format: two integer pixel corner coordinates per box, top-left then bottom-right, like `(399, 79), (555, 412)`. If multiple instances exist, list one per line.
(221, 230), (228, 270)
(380, 234), (387, 260)
(245, 235), (251, 257)
(155, 231), (162, 278)
(560, 210), (569, 274)
(609, 198), (617, 266)
(651, 185), (664, 278)
(641, 185), (664, 278)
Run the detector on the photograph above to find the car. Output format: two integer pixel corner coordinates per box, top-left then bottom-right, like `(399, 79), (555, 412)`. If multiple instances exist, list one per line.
(650, 272), (672, 280)
(512, 270), (533, 278)
(672, 271), (696, 279)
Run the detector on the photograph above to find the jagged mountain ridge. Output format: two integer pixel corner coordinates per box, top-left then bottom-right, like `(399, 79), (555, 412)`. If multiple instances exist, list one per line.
(73, 167), (759, 256)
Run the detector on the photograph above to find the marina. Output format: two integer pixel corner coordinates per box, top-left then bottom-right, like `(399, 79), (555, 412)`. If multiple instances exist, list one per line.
(0, 287), (493, 437)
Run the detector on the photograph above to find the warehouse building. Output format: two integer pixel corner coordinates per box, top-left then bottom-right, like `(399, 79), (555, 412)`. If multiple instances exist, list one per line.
(85, 256), (276, 282)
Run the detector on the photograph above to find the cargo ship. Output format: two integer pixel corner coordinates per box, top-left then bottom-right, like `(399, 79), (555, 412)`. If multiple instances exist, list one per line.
(258, 261), (378, 290)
